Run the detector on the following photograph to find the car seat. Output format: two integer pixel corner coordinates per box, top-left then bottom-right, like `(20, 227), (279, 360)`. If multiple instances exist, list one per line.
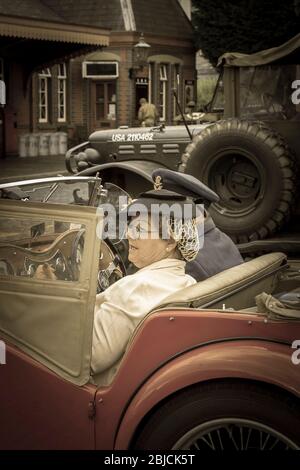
(158, 252), (287, 311)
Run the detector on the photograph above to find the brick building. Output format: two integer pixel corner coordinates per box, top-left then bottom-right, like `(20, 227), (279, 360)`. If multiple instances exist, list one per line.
(0, 0), (110, 158)
(1, 0), (195, 157)
(32, 0), (196, 143)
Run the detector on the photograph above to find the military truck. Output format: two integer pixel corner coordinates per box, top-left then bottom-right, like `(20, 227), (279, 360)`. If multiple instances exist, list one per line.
(66, 34), (300, 254)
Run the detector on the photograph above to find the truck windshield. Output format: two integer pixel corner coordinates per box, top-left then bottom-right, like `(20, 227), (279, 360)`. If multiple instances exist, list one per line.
(239, 64), (300, 120)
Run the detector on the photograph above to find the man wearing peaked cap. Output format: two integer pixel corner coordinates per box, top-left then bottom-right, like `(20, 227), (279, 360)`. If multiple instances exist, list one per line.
(152, 167), (219, 206)
(151, 168), (244, 281)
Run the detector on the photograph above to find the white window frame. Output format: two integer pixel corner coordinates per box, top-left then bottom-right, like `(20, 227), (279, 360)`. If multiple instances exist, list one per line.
(82, 61), (119, 79)
(159, 65), (168, 122)
(57, 63), (67, 122)
(173, 65), (180, 119)
(160, 65), (167, 81)
(38, 68), (51, 123)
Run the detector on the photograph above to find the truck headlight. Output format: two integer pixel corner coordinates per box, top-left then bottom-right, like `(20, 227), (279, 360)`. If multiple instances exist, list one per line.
(74, 148), (101, 169)
(84, 148), (101, 163)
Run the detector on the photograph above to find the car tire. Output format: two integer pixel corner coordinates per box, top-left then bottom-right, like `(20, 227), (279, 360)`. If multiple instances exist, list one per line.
(133, 380), (300, 450)
(179, 119), (297, 243)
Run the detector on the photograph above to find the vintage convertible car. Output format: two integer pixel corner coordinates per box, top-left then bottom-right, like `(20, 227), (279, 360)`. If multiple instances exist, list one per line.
(0, 176), (300, 450)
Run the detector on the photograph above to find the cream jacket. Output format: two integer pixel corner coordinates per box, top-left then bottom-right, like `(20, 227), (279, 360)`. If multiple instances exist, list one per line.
(91, 258), (195, 384)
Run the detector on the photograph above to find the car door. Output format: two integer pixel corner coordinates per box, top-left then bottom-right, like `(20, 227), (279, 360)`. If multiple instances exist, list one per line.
(0, 199), (101, 449)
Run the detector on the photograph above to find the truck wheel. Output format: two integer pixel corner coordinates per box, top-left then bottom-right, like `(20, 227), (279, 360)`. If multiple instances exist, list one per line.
(179, 119), (297, 243)
(133, 380), (300, 450)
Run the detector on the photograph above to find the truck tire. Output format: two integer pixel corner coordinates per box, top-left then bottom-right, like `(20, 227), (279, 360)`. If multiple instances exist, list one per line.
(179, 119), (297, 243)
(133, 380), (300, 450)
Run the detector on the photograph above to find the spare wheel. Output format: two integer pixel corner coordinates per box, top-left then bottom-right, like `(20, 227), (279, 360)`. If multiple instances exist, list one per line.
(179, 119), (297, 243)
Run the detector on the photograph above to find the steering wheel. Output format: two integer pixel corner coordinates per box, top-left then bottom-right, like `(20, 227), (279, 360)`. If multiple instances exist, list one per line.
(97, 239), (127, 292)
(260, 92), (287, 119)
(71, 229), (126, 291)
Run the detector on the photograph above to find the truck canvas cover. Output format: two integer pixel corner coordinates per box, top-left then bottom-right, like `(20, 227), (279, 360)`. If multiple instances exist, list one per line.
(218, 32), (300, 67)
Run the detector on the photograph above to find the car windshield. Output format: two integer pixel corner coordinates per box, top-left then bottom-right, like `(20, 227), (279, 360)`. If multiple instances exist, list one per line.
(0, 177), (132, 209)
(0, 177), (97, 205)
(239, 64), (300, 120)
(0, 177), (132, 260)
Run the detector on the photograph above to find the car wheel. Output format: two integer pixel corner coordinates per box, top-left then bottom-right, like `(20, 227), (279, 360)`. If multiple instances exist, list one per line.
(133, 380), (300, 450)
(179, 119), (297, 243)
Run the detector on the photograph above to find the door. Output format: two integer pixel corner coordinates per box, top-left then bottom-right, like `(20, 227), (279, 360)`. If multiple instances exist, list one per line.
(90, 81), (116, 130)
(135, 78), (149, 116)
(0, 200), (101, 449)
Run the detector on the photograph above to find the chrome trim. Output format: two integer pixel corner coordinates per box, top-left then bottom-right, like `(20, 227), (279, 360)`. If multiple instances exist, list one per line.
(0, 176), (99, 189)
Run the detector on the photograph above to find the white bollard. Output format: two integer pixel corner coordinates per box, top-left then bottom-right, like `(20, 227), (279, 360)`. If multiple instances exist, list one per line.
(49, 133), (59, 156)
(57, 132), (68, 155)
(39, 133), (50, 157)
(19, 134), (28, 158)
(28, 133), (39, 157)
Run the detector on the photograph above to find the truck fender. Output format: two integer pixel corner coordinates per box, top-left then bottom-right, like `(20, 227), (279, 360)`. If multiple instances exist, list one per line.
(77, 160), (170, 196)
(77, 160), (167, 182)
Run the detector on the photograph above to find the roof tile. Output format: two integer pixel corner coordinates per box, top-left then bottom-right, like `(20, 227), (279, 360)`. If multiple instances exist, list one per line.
(0, 0), (193, 38)
(0, 0), (65, 22)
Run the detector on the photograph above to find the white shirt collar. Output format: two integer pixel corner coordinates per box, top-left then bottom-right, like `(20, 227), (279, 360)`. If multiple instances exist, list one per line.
(138, 257), (186, 273)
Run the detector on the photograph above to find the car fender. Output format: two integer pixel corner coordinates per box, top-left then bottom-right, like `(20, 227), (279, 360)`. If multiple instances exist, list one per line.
(114, 339), (300, 449)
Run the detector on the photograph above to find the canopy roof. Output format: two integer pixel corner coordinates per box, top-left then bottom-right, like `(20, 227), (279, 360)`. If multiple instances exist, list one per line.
(0, 14), (109, 81)
(0, 15), (109, 48)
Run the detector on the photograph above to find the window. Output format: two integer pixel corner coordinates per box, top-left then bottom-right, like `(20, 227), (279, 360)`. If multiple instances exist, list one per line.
(239, 65), (300, 120)
(93, 82), (116, 123)
(0, 216), (85, 282)
(173, 64), (180, 119)
(82, 61), (119, 79)
(57, 63), (67, 122)
(159, 65), (168, 121)
(38, 68), (51, 123)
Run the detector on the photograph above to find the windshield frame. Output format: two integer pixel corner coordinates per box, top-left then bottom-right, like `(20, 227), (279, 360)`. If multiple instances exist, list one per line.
(0, 176), (103, 207)
(0, 176), (100, 190)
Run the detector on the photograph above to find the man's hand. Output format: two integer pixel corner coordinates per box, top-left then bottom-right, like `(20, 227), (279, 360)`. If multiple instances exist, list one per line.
(34, 263), (57, 280)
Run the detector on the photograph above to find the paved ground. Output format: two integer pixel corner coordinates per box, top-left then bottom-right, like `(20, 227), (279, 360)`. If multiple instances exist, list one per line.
(0, 155), (68, 183)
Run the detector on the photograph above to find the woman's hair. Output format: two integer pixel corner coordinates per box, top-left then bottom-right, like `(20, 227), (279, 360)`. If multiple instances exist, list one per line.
(159, 214), (200, 262)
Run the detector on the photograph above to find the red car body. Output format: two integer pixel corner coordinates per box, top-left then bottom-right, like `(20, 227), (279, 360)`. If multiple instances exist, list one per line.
(0, 189), (299, 450)
(1, 309), (299, 449)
